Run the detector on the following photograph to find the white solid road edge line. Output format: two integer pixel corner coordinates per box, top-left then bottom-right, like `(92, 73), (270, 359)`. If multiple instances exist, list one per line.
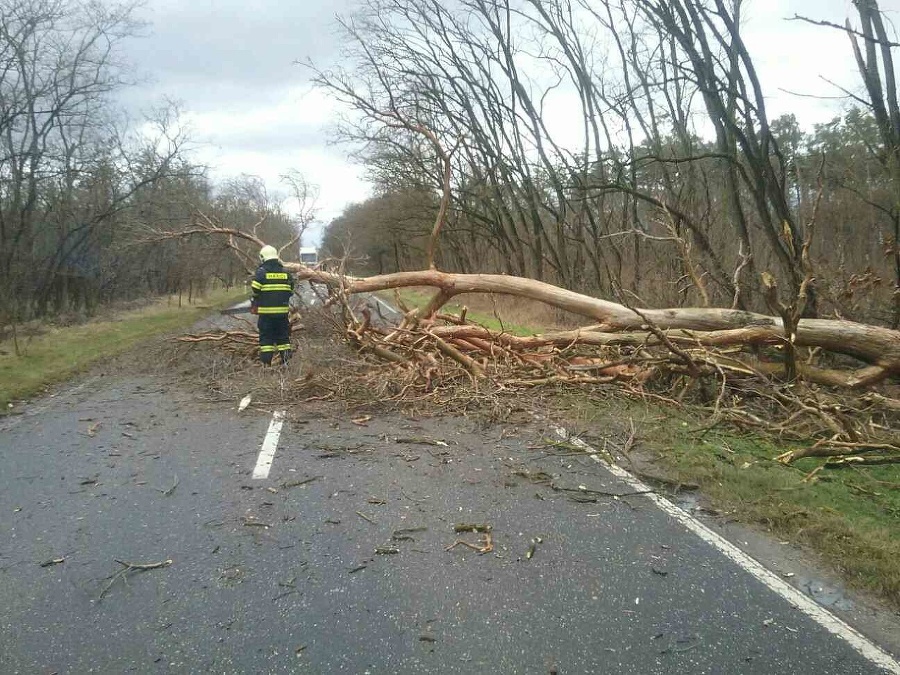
(252, 411), (285, 480)
(552, 425), (900, 674)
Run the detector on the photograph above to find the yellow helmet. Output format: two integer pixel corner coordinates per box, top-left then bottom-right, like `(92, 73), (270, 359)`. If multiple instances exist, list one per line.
(259, 245), (279, 263)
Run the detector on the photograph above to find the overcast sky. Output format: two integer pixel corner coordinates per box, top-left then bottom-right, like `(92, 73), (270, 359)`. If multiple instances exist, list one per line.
(118, 0), (872, 245)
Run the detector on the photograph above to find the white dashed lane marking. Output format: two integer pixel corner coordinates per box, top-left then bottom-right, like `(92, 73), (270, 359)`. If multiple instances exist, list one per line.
(252, 411), (285, 480)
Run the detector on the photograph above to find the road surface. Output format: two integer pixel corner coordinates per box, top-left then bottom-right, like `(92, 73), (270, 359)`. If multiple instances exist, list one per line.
(0, 306), (898, 674)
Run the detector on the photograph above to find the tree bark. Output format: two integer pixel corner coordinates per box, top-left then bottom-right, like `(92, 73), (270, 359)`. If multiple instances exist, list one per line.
(291, 266), (900, 377)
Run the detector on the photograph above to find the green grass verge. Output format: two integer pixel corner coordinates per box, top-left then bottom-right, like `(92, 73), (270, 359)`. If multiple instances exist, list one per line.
(378, 288), (537, 336)
(564, 395), (900, 607)
(0, 287), (247, 408)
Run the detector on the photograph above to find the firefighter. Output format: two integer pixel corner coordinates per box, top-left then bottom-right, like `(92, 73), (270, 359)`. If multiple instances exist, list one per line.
(250, 244), (294, 365)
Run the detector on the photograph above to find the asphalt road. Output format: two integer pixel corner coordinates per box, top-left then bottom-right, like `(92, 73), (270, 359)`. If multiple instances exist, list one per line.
(1, 366), (899, 674)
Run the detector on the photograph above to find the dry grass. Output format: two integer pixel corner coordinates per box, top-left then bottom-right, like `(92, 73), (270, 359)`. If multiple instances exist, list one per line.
(380, 287), (583, 333)
(451, 292), (584, 330)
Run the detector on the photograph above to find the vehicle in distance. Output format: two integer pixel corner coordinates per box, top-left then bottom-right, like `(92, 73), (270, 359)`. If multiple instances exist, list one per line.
(299, 247), (318, 266)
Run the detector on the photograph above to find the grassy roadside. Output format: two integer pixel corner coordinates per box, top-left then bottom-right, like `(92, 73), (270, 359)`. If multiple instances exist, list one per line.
(0, 287), (247, 408)
(388, 288), (900, 606)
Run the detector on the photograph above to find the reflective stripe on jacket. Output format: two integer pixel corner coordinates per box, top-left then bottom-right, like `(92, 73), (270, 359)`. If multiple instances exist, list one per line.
(251, 260), (294, 314)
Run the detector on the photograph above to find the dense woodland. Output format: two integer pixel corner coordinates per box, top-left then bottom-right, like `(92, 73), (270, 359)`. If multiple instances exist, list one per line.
(318, 0), (899, 330)
(3, 0), (899, 338)
(0, 0), (299, 328)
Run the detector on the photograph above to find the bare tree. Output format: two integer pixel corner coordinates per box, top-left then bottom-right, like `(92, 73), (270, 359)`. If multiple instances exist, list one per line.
(280, 169), (320, 251)
(0, 0), (198, 322)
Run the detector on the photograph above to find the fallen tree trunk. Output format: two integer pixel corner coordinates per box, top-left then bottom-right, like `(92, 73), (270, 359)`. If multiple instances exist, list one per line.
(289, 266), (900, 382)
(150, 213), (899, 466)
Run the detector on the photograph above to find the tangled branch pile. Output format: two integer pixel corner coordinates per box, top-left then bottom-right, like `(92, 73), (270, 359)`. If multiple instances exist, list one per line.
(159, 216), (899, 469)
(297, 267), (900, 469)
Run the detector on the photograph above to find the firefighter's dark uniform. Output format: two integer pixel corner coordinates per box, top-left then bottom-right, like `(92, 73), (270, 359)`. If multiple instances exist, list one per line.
(251, 259), (294, 365)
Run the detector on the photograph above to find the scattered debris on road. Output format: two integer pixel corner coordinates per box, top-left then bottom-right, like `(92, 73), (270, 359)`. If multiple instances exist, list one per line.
(281, 476), (321, 489)
(39, 557), (65, 567)
(525, 537), (543, 560)
(551, 482), (653, 499)
(98, 558), (172, 600)
(447, 524), (494, 554)
(242, 518), (272, 528)
(395, 436), (448, 447)
(513, 470), (553, 484)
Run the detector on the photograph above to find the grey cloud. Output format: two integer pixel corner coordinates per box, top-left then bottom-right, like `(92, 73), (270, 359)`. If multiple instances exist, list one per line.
(120, 0), (358, 111)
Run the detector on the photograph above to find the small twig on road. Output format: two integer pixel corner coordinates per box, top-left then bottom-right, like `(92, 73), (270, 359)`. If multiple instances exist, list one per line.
(39, 557), (65, 567)
(98, 559), (172, 601)
(281, 476), (321, 489)
(525, 537), (543, 559)
(155, 475), (178, 497)
(399, 488), (428, 503)
(550, 482), (654, 498)
(356, 511), (376, 524)
(512, 470), (553, 484)
(395, 436), (449, 447)
(243, 519), (272, 528)
(446, 532), (494, 554)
